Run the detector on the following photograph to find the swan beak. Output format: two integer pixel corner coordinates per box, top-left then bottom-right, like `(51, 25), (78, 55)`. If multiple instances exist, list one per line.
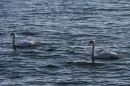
(10, 33), (12, 36)
(88, 41), (92, 46)
(88, 43), (90, 46)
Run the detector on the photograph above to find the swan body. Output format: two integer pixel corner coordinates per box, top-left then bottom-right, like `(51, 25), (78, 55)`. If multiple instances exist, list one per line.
(15, 41), (35, 48)
(10, 33), (35, 49)
(88, 40), (118, 63)
(95, 51), (118, 59)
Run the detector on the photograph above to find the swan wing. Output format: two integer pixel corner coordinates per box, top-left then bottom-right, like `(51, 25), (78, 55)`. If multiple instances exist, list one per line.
(16, 41), (35, 47)
(96, 52), (118, 59)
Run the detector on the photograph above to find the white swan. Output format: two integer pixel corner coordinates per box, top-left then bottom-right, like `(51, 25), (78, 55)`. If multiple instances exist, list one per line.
(10, 33), (36, 49)
(88, 40), (118, 63)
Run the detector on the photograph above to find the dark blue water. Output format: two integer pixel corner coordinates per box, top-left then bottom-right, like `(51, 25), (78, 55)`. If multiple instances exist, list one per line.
(0, 0), (130, 85)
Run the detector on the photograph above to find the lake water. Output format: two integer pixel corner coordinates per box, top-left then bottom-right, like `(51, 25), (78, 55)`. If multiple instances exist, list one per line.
(0, 0), (130, 85)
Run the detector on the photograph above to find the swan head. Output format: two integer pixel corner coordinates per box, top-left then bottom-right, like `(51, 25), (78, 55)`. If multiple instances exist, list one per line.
(88, 40), (95, 45)
(10, 33), (15, 36)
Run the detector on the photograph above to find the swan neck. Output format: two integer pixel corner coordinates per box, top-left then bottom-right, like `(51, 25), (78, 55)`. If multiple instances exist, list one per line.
(13, 34), (16, 46)
(91, 42), (95, 63)
(92, 42), (95, 57)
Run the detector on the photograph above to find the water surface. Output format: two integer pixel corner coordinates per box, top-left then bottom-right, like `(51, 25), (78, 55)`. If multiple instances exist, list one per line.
(0, 0), (130, 85)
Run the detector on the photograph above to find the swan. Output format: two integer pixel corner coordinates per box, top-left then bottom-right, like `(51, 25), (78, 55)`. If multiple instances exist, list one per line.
(10, 33), (36, 49)
(88, 40), (119, 63)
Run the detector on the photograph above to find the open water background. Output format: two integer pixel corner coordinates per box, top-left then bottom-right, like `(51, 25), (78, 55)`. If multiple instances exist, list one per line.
(0, 0), (130, 85)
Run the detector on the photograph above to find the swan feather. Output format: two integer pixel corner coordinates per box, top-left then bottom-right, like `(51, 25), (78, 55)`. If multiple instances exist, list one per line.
(16, 41), (35, 47)
(95, 52), (118, 59)
(88, 40), (119, 63)
(10, 33), (36, 48)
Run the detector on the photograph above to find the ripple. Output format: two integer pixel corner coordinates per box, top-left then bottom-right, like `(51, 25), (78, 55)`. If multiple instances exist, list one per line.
(42, 64), (59, 69)
(0, 0), (130, 85)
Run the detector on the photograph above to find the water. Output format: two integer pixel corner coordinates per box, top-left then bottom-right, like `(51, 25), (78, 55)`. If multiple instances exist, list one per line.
(0, 0), (130, 85)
